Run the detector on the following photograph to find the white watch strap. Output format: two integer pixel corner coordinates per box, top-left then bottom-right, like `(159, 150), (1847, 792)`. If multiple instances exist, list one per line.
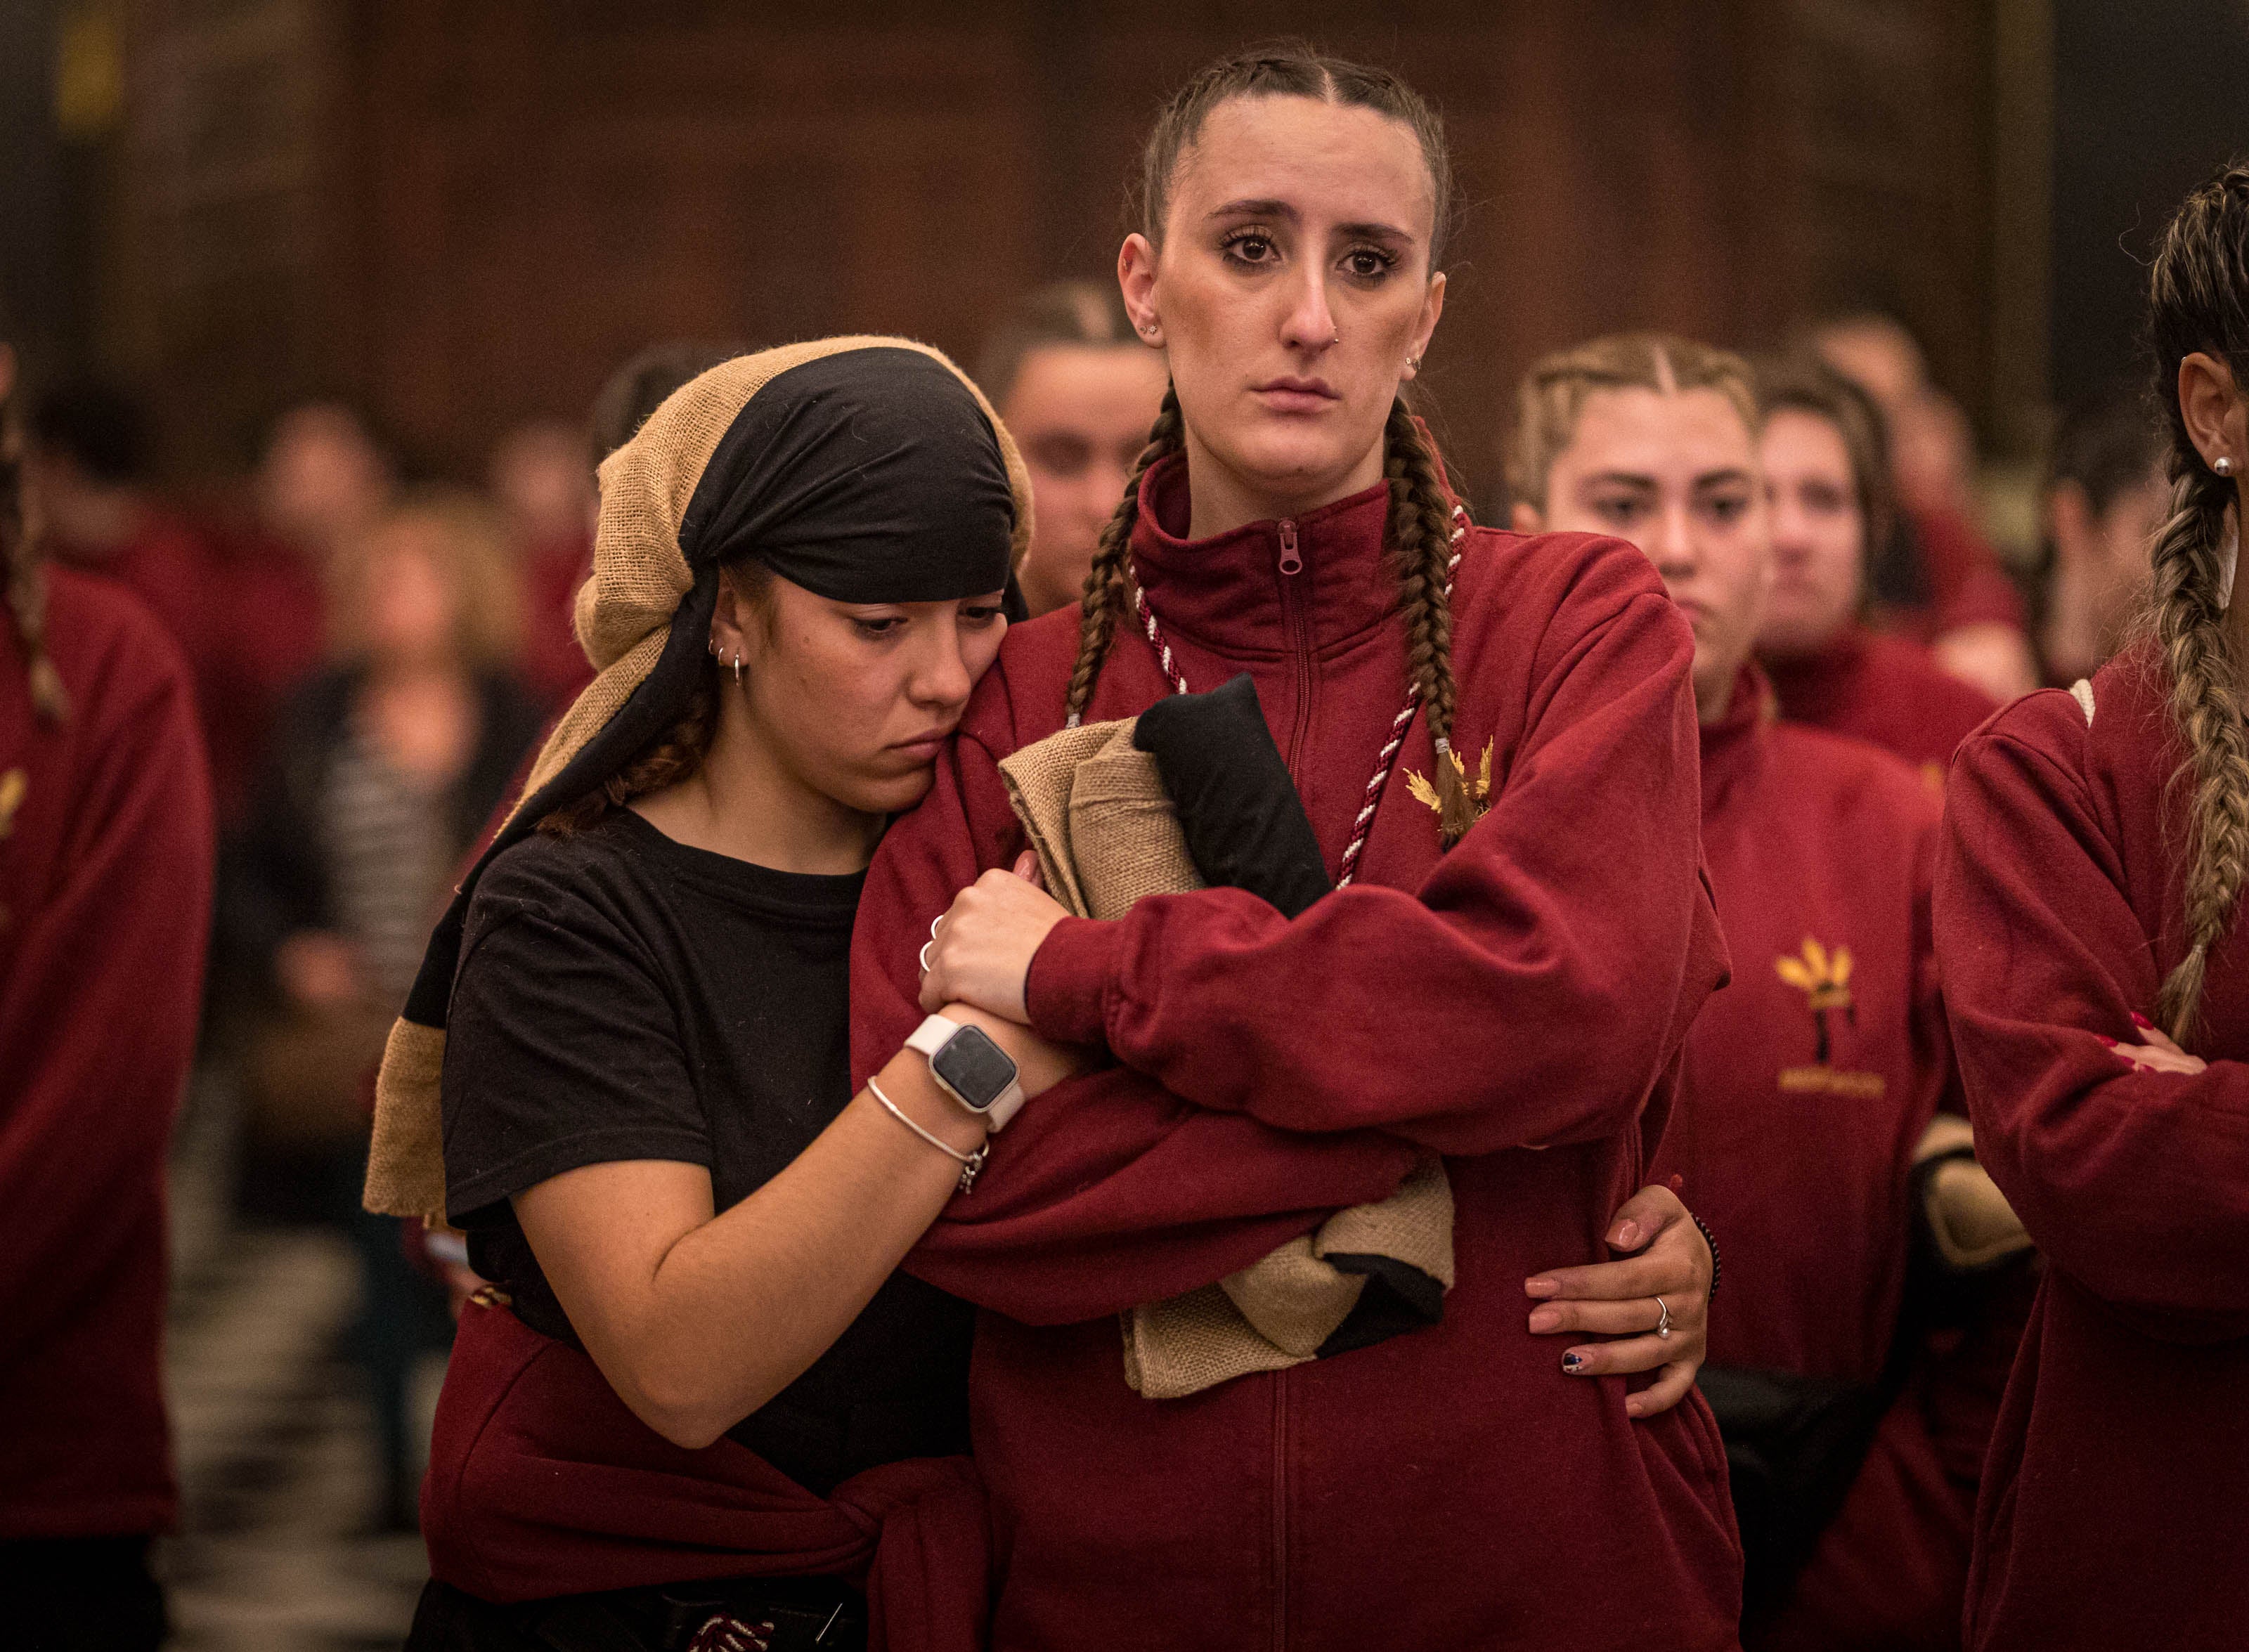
(906, 1013), (1028, 1131)
(905, 1013), (961, 1060)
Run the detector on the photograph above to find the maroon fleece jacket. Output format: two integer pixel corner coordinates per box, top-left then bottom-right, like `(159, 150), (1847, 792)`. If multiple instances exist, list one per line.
(1935, 649), (2249, 1651)
(1656, 668), (1985, 1652)
(851, 457), (1742, 1651)
(0, 567), (212, 1538)
(1762, 626), (1999, 777)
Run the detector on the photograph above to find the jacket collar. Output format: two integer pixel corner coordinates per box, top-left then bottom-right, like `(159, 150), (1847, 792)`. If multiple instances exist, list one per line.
(1759, 623), (1867, 721)
(1697, 661), (1777, 814)
(1127, 454), (1399, 661)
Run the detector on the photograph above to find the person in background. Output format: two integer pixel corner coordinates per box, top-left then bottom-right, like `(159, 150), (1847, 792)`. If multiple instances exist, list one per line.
(489, 417), (597, 710)
(2037, 385), (2168, 687)
(976, 280), (1169, 616)
(1810, 313), (2039, 701)
(231, 487), (543, 1528)
(1756, 358), (2000, 778)
(0, 344), (214, 1648)
(1933, 158), (2249, 1652)
(1512, 331), (2021, 1650)
(25, 380), (242, 821)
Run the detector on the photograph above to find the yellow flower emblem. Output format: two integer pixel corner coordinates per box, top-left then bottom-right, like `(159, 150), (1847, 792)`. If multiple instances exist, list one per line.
(1404, 739), (1494, 821)
(1775, 936), (1853, 1011)
(1777, 936), (1857, 1066)
(0, 768), (24, 840)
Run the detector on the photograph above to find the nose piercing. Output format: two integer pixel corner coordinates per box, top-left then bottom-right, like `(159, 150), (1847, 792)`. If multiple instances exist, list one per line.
(1330, 327), (1341, 345)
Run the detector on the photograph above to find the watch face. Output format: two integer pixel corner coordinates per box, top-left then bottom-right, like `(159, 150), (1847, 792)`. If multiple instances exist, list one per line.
(931, 1025), (1018, 1112)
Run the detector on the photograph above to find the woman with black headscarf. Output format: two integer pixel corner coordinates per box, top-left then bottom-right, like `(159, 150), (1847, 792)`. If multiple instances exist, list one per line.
(370, 339), (1075, 1652)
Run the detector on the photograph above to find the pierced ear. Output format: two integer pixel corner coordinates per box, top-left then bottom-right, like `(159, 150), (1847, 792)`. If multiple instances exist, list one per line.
(2179, 351), (2246, 471)
(1117, 235), (1164, 347)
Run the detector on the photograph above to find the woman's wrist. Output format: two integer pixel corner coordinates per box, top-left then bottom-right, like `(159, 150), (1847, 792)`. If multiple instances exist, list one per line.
(871, 1048), (990, 1157)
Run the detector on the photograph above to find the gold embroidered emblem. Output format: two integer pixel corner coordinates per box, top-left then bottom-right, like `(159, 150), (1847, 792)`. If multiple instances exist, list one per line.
(1775, 936), (1857, 1065)
(0, 768), (24, 840)
(1404, 739), (1494, 823)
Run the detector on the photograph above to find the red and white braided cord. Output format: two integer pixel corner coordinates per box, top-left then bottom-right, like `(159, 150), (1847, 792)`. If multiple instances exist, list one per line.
(1117, 507), (1467, 887)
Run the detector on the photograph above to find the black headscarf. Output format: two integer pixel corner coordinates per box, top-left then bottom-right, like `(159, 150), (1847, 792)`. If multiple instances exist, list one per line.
(400, 343), (1017, 1028)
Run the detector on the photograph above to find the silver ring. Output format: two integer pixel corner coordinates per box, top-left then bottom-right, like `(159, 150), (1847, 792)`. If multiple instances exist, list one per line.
(919, 939), (934, 975)
(1653, 1295), (1673, 1340)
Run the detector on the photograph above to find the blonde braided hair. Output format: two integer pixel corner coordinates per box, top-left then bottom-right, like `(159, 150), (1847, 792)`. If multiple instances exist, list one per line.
(2142, 160), (2249, 1041)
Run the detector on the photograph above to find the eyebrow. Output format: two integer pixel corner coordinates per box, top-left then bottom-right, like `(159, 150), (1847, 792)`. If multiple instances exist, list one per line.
(1693, 469), (1756, 490)
(1206, 197), (1418, 243)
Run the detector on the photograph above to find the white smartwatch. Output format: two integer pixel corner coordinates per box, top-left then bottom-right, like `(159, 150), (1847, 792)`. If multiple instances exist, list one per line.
(906, 1013), (1027, 1130)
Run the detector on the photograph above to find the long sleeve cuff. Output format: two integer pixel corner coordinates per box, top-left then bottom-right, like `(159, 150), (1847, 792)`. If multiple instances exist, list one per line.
(1025, 916), (1123, 1047)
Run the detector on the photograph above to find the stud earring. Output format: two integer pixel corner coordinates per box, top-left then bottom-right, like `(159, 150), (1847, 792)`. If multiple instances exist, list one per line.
(2218, 456), (2236, 476)
(1406, 354), (1422, 372)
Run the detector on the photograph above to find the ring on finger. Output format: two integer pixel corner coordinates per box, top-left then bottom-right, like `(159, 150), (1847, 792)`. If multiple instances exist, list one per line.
(919, 938), (935, 975)
(1653, 1295), (1672, 1340)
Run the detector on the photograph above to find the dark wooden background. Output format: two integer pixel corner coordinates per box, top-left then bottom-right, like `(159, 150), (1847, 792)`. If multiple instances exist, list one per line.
(103, 0), (2007, 497)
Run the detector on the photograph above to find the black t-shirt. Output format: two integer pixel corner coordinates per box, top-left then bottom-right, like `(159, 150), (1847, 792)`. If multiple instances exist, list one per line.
(441, 808), (973, 1495)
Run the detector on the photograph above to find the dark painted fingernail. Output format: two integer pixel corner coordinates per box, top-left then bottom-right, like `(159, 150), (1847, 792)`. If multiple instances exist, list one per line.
(1561, 1351), (1588, 1372)
(2130, 1012), (2154, 1029)
(2096, 1034), (2119, 1047)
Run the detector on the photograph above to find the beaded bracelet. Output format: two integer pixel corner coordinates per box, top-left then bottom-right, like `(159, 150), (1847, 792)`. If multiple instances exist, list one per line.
(1692, 1214), (1721, 1298)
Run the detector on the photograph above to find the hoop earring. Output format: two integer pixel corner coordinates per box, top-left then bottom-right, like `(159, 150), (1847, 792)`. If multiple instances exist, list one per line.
(732, 651), (743, 687)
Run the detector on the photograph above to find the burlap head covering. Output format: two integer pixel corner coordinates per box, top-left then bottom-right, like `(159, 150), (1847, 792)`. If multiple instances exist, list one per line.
(365, 337), (1034, 1220)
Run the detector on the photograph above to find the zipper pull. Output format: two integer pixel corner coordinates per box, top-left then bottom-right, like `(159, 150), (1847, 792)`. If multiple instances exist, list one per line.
(1276, 519), (1302, 576)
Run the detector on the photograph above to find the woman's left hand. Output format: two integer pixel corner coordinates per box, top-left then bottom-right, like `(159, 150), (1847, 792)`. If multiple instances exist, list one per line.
(1524, 1183), (1712, 1419)
(919, 854), (1072, 1023)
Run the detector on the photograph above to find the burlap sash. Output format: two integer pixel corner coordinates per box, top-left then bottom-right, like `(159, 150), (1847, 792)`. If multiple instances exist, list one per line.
(998, 720), (1454, 1400)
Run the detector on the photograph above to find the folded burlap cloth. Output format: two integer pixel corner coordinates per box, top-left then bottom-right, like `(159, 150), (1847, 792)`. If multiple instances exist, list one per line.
(1912, 1113), (2032, 1272)
(997, 717), (1454, 1400)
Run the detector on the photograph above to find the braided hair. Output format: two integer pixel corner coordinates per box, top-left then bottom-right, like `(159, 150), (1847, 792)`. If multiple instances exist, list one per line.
(1064, 43), (1477, 844)
(0, 353), (67, 722)
(2141, 161), (2249, 1041)
(540, 560), (770, 835)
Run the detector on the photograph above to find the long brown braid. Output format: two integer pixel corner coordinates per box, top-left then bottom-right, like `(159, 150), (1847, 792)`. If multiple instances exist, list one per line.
(1065, 43), (1475, 843)
(2140, 160), (2249, 1041)
(1062, 384), (1182, 727)
(1384, 399), (1476, 844)
(0, 356), (67, 722)
(540, 561), (770, 835)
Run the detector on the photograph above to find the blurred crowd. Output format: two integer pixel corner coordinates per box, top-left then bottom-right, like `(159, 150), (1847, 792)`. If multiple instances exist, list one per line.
(6, 280), (2169, 1559)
